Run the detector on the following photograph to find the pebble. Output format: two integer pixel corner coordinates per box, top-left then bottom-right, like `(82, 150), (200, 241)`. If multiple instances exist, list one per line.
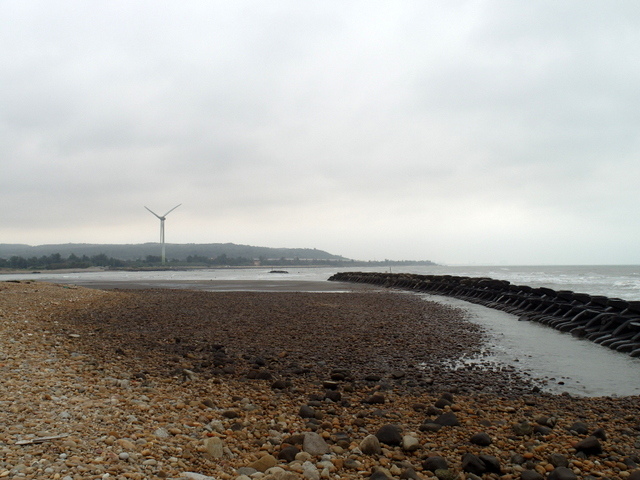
(2, 282), (640, 480)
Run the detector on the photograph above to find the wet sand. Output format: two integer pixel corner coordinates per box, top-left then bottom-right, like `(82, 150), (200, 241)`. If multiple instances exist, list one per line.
(2, 280), (640, 480)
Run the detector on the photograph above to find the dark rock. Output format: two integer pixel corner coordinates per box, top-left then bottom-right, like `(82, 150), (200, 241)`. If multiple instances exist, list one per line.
(510, 453), (526, 465)
(271, 379), (291, 389)
(363, 394), (386, 404)
(434, 398), (452, 409)
(536, 416), (556, 428)
(592, 428), (607, 440)
(534, 425), (553, 435)
(419, 423), (443, 432)
(400, 467), (420, 480)
(440, 392), (454, 402)
(548, 466), (578, 480)
(433, 411), (459, 427)
(549, 453), (569, 468)
(521, 471), (544, 480)
(421, 455), (448, 472)
(375, 424), (403, 446)
(370, 470), (390, 480)
(364, 374), (381, 382)
(323, 380), (340, 390)
(278, 445), (300, 463)
(469, 432), (492, 446)
(568, 421), (589, 435)
(513, 421), (533, 436)
(324, 390), (342, 402)
(575, 436), (603, 455)
(461, 453), (486, 475)
(426, 405), (443, 416)
(222, 410), (239, 419)
(391, 370), (406, 379)
(299, 405), (316, 419)
(478, 455), (501, 474)
(629, 471), (640, 480)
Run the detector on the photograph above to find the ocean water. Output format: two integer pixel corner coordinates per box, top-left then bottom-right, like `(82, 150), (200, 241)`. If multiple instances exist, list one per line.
(3, 264), (640, 396)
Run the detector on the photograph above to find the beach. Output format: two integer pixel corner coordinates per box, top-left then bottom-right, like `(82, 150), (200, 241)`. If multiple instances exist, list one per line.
(1, 281), (640, 480)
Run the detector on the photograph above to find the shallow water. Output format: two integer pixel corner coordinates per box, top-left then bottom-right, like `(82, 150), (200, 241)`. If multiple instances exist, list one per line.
(419, 293), (640, 397)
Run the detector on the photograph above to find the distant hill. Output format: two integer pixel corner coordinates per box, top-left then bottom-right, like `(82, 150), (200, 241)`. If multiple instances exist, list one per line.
(0, 243), (348, 262)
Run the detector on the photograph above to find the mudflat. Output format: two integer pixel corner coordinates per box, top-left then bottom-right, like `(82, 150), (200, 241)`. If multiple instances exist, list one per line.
(1, 280), (639, 480)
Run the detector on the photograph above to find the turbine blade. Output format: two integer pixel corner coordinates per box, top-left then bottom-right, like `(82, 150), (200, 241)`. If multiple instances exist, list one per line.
(144, 206), (162, 219)
(163, 203), (181, 217)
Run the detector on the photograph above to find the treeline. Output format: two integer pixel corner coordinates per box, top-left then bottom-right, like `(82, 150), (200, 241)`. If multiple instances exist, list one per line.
(0, 253), (356, 270)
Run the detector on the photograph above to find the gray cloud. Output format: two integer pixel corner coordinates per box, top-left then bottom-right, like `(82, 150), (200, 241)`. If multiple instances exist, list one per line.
(1, 1), (639, 264)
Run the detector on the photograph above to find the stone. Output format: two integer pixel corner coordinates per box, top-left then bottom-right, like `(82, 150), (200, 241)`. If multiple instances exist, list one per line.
(568, 421), (589, 435)
(203, 437), (224, 459)
(574, 436), (603, 455)
(360, 434), (382, 455)
(469, 432), (492, 446)
(302, 461), (320, 480)
(278, 445), (300, 463)
(248, 454), (278, 472)
(420, 422), (443, 432)
(434, 470), (458, 480)
(401, 434), (420, 451)
(433, 412), (459, 427)
(461, 453), (486, 475)
(513, 421), (533, 436)
(547, 466), (578, 480)
(299, 405), (317, 419)
(370, 469), (391, 480)
(478, 455), (501, 474)
(520, 471), (544, 480)
(628, 471), (640, 480)
(548, 453), (569, 468)
(303, 432), (330, 456)
(422, 456), (448, 472)
(363, 394), (386, 404)
(375, 424), (403, 446)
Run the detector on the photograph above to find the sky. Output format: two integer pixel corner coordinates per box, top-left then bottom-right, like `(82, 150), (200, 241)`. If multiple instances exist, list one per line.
(1, 1), (639, 265)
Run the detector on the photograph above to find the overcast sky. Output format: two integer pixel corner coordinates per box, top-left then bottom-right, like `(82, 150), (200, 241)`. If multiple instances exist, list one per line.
(2, 1), (639, 265)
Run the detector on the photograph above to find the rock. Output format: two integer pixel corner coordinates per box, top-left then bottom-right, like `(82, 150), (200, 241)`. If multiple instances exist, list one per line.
(303, 432), (330, 455)
(434, 397), (452, 409)
(237, 467), (258, 476)
(420, 422), (443, 432)
(534, 424), (553, 435)
(548, 453), (569, 468)
(370, 469), (391, 480)
(469, 432), (492, 446)
(568, 421), (589, 435)
(248, 454), (278, 472)
(628, 471), (640, 480)
(520, 471), (544, 480)
(401, 434), (420, 451)
(574, 436), (603, 455)
(592, 427), (607, 440)
(513, 421), (533, 436)
(182, 473), (216, 480)
(548, 466), (578, 480)
(363, 394), (386, 404)
(302, 460), (320, 480)
(478, 455), (501, 474)
(278, 445), (300, 463)
(434, 469), (458, 480)
(461, 453), (486, 475)
(375, 424), (403, 446)
(299, 405), (317, 419)
(400, 467), (420, 480)
(360, 434), (382, 455)
(203, 437), (224, 459)
(433, 411), (459, 427)
(422, 456), (448, 472)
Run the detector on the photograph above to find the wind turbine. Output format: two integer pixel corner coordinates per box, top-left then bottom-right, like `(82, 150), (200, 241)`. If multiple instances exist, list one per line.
(145, 204), (181, 264)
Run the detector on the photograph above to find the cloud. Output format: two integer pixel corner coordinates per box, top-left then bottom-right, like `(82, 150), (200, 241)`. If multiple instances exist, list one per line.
(1, 1), (639, 264)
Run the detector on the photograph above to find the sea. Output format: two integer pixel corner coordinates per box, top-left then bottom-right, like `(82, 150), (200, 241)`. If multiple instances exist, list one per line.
(3, 264), (640, 397)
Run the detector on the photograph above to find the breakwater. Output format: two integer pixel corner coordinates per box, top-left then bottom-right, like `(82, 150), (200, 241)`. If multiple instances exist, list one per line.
(329, 272), (640, 357)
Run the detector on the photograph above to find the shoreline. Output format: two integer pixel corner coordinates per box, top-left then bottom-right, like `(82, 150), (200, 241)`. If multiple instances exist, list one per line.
(1, 281), (640, 480)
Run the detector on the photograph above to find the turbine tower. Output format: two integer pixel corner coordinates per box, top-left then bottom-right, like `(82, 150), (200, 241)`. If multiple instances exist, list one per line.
(144, 204), (181, 264)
